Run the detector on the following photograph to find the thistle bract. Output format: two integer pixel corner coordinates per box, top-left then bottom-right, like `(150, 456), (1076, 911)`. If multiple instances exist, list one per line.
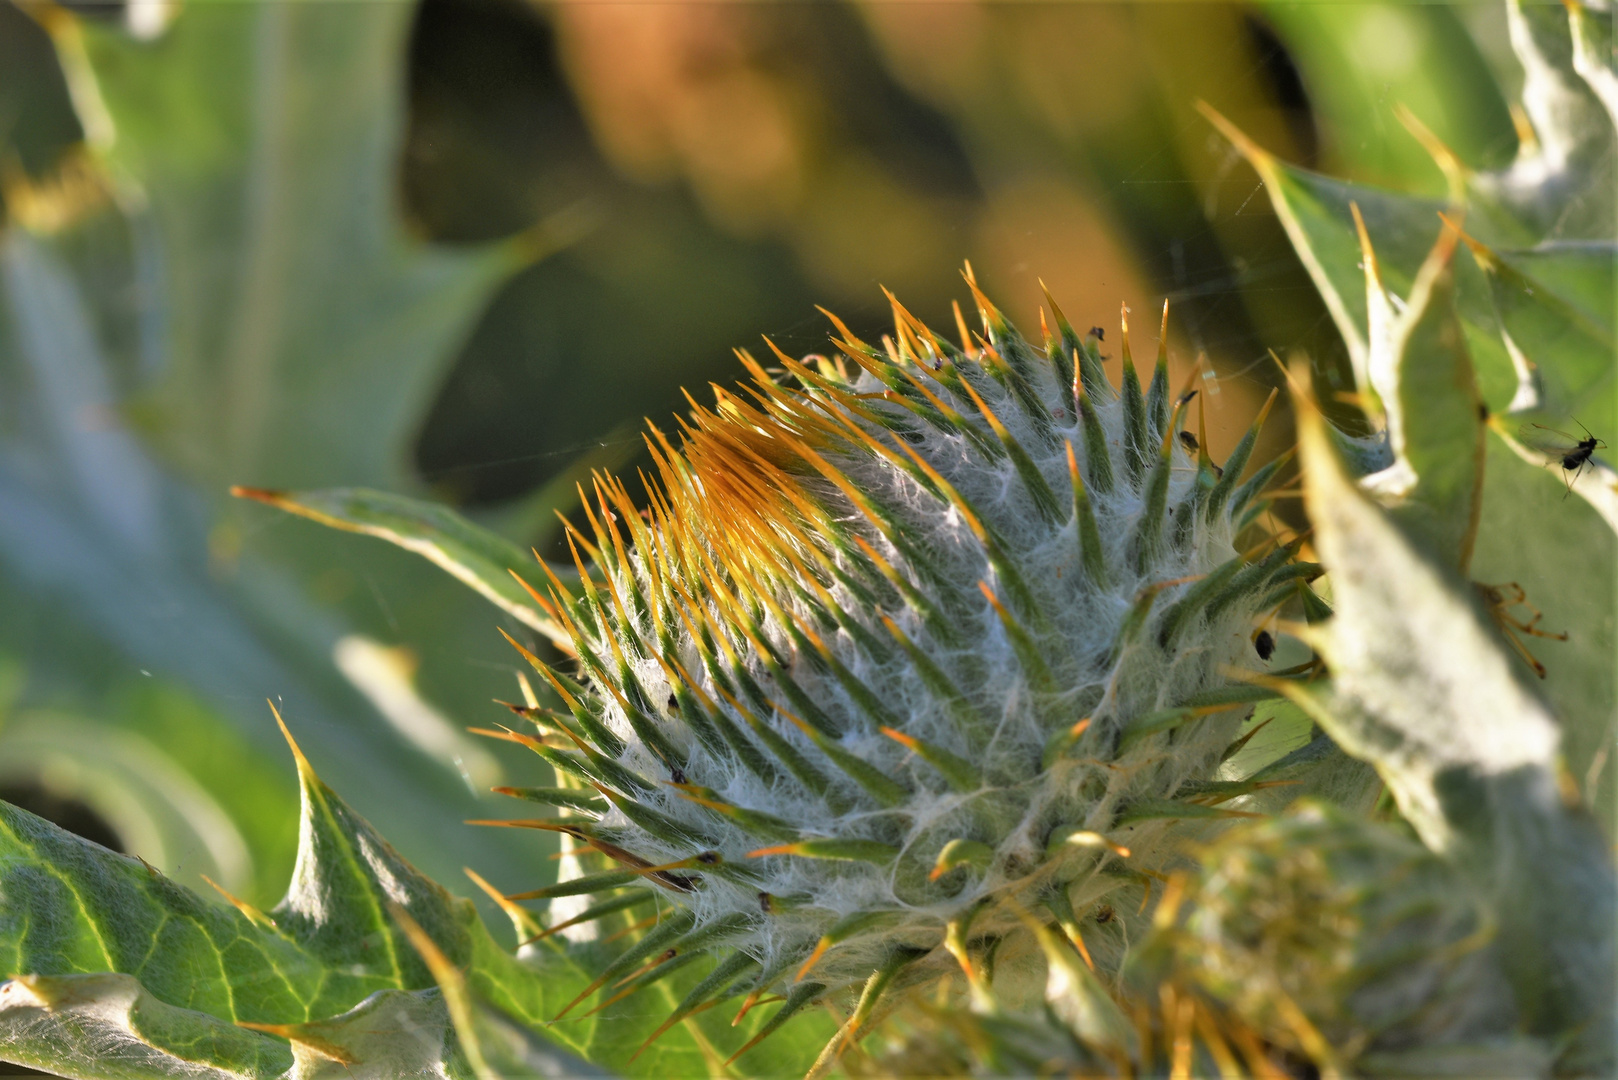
(507, 274), (1292, 1050)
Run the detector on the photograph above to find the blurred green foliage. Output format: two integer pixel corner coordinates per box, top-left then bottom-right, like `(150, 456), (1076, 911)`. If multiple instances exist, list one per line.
(3, 1), (1611, 1076)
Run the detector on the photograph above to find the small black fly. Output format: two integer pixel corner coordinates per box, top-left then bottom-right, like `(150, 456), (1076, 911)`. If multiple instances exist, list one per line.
(1178, 430), (1199, 454)
(1522, 420), (1606, 496)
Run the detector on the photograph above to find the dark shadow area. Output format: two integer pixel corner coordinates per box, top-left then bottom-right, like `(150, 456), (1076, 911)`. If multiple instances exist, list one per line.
(1246, 14), (1320, 170)
(0, 0), (82, 204)
(0, 782), (123, 853)
(403, 0), (984, 510)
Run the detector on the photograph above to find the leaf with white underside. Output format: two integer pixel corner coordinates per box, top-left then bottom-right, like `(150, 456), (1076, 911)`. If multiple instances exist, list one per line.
(231, 487), (572, 647)
(1290, 389), (1616, 1074)
(1201, 65), (1615, 534)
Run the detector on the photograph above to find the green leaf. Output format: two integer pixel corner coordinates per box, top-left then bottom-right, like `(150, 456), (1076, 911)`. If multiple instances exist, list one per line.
(1216, 697), (1381, 818)
(0, 972), (293, 1079)
(231, 487), (571, 647)
(1199, 106), (1449, 383)
(1460, 232), (1616, 430)
(0, 714), (488, 1076)
(0, 706), (831, 1077)
(60, 2), (548, 490)
(1565, 1), (1617, 135)
(1355, 220), (1486, 568)
(1487, 0), (1615, 240)
(0, 798), (326, 1077)
(1218, 698), (1314, 780)
(1291, 392), (1616, 1073)
(1256, 3), (1517, 191)
(1201, 106), (1614, 535)
(1470, 435), (1618, 822)
(1478, 237), (1616, 339)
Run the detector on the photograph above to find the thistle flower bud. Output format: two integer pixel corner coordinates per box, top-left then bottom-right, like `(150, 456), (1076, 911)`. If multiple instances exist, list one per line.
(505, 274), (1293, 1056)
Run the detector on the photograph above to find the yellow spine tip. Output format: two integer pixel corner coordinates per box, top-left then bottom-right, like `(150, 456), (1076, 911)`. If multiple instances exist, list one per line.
(268, 700), (315, 780)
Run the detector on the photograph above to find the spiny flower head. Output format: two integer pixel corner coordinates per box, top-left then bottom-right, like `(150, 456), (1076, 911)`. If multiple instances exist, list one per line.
(492, 270), (1296, 1058)
(853, 802), (1496, 1079)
